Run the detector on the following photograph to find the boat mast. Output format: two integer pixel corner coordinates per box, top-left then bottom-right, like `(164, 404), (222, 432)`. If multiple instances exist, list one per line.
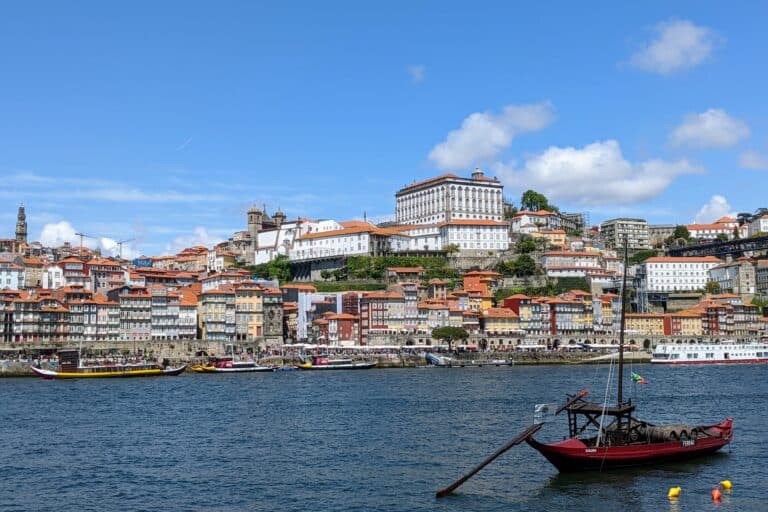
(617, 234), (629, 406)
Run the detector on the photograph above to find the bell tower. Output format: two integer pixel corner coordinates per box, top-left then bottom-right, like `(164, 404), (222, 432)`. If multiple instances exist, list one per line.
(15, 203), (27, 243)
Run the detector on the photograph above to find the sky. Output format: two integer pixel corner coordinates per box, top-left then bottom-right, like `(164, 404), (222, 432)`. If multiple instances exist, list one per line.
(1, 2), (767, 258)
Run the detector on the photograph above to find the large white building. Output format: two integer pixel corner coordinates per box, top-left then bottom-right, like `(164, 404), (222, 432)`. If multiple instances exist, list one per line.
(748, 214), (768, 237)
(395, 169), (503, 225)
(640, 256), (722, 292)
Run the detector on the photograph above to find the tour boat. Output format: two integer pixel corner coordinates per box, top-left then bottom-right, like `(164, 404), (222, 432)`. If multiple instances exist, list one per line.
(191, 357), (275, 373)
(526, 239), (734, 472)
(651, 340), (768, 364)
(30, 349), (186, 380)
(296, 355), (376, 370)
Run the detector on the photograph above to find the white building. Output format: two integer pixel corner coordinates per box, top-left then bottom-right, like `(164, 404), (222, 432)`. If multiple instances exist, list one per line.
(42, 263), (65, 289)
(395, 168), (503, 225)
(542, 251), (604, 278)
(640, 256), (722, 292)
(0, 260), (25, 290)
(686, 217), (738, 240)
(510, 210), (561, 234)
(748, 215), (768, 237)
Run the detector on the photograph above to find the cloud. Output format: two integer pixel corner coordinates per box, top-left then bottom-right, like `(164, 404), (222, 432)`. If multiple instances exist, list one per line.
(165, 227), (223, 254)
(37, 220), (140, 258)
(693, 195), (736, 224)
(428, 102), (555, 170)
(669, 109), (750, 148)
(495, 139), (701, 206)
(407, 64), (425, 83)
(630, 19), (719, 74)
(739, 150), (768, 170)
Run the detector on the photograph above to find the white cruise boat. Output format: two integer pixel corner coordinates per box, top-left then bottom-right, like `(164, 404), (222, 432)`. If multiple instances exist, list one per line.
(651, 340), (768, 364)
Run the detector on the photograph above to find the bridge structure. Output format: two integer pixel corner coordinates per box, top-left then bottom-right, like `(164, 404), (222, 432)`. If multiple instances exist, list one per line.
(667, 235), (768, 258)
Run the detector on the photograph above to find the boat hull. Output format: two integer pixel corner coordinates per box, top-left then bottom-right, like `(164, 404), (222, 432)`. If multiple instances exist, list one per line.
(30, 365), (187, 380)
(296, 362), (377, 370)
(526, 418), (733, 472)
(192, 365), (275, 373)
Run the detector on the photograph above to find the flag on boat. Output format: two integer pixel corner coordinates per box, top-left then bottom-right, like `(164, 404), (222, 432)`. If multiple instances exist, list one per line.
(631, 372), (648, 384)
(533, 403), (558, 424)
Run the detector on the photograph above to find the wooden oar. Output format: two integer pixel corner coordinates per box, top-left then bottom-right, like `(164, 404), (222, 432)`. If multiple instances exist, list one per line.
(435, 422), (542, 498)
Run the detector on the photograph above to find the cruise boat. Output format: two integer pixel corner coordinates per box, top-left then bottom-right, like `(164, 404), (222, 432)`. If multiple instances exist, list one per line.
(191, 356), (275, 373)
(651, 340), (768, 364)
(30, 349), (186, 379)
(296, 355), (376, 370)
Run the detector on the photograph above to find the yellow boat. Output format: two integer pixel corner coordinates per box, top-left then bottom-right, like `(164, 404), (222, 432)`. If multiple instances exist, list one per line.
(30, 349), (186, 379)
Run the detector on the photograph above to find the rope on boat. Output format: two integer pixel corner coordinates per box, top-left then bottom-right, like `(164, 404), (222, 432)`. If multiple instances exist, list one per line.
(595, 355), (615, 448)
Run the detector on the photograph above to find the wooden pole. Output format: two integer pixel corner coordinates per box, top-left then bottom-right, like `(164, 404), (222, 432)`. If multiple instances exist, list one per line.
(436, 423), (542, 498)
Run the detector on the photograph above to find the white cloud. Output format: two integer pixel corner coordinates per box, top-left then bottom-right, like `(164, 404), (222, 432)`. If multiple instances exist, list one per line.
(165, 227), (223, 254)
(630, 19), (719, 74)
(495, 139), (701, 206)
(693, 195), (736, 224)
(407, 64), (425, 83)
(739, 150), (768, 170)
(38, 220), (140, 258)
(428, 102), (555, 170)
(669, 109), (750, 148)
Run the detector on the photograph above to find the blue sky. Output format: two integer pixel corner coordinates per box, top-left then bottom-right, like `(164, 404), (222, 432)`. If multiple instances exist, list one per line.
(1, 2), (767, 257)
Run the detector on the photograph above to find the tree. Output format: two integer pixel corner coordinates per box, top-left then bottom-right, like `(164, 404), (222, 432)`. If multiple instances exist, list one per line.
(320, 270), (332, 281)
(510, 254), (537, 277)
(432, 326), (469, 351)
(521, 190), (557, 212)
(716, 233), (728, 241)
(517, 238), (537, 254)
(266, 254), (292, 283)
(704, 280), (721, 294)
(443, 243), (460, 256)
(672, 225), (690, 240)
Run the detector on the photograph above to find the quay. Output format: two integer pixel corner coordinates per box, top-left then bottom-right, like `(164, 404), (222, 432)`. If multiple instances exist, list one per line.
(0, 340), (651, 377)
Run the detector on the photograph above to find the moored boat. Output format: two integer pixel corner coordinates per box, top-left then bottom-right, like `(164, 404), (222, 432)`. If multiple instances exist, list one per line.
(30, 349), (186, 380)
(191, 357), (275, 373)
(296, 355), (376, 370)
(651, 340), (768, 364)
(527, 237), (734, 472)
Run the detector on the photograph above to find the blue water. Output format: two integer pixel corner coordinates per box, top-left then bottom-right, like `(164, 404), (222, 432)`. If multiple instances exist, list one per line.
(1, 364), (765, 511)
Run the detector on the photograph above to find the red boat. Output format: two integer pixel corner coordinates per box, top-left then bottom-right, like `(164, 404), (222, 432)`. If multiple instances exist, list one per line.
(526, 400), (733, 471)
(526, 238), (734, 472)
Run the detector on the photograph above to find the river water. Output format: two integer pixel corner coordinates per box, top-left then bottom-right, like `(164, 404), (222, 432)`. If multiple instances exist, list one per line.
(1, 363), (764, 511)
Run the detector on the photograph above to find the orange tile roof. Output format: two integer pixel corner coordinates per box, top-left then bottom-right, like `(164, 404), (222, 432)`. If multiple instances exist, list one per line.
(484, 307), (519, 318)
(387, 266), (424, 273)
(545, 251), (600, 257)
(281, 284), (317, 292)
(513, 209), (558, 217)
(396, 173), (461, 193)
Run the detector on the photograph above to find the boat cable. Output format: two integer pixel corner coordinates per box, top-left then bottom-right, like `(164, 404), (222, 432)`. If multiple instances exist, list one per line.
(595, 355), (615, 448)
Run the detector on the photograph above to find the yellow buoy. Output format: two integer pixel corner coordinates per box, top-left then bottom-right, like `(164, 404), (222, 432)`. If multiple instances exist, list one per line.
(668, 486), (682, 499)
(712, 488), (722, 501)
(720, 480), (732, 490)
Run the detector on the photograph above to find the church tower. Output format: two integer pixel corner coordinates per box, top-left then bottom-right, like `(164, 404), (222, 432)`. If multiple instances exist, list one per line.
(247, 205), (264, 249)
(15, 203), (27, 243)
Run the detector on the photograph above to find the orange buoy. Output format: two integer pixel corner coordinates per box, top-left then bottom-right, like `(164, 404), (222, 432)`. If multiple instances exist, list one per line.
(668, 486), (681, 499)
(712, 488), (722, 501)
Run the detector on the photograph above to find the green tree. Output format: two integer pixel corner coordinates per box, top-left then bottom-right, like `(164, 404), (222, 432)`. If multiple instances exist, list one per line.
(628, 249), (659, 266)
(672, 225), (691, 240)
(432, 326), (469, 351)
(704, 280), (721, 294)
(716, 233), (728, 241)
(320, 270), (332, 281)
(510, 254), (537, 277)
(733, 227), (740, 239)
(517, 238), (537, 254)
(443, 243), (460, 256)
(520, 190), (557, 212)
(266, 255), (292, 283)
